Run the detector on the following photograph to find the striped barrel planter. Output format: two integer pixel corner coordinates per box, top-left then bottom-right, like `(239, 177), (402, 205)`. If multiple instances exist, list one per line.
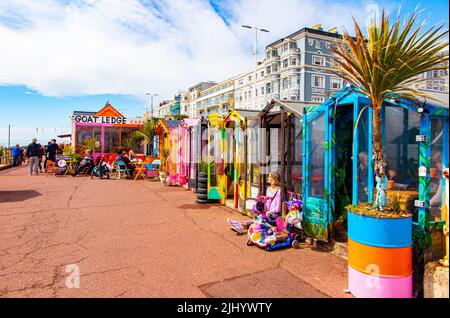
(348, 211), (413, 298)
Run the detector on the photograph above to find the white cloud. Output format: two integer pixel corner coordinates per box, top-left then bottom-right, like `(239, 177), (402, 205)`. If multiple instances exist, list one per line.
(0, 0), (389, 99)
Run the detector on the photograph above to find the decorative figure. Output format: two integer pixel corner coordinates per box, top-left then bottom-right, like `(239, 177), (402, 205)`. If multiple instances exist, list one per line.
(439, 168), (449, 267)
(373, 175), (388, 212)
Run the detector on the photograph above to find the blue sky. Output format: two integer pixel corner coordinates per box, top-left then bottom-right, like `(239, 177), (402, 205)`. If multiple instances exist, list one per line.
(0, 0), (448, 146)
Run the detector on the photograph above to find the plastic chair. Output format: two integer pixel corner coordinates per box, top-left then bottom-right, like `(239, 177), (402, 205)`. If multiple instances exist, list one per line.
(114, 161), (131, 179)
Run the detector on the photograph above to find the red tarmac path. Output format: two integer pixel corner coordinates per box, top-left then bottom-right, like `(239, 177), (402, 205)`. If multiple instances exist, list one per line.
(0, 166), (351, 298)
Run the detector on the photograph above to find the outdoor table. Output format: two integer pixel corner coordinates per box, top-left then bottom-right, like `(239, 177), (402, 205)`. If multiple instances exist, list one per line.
(133, 161), (148, 181)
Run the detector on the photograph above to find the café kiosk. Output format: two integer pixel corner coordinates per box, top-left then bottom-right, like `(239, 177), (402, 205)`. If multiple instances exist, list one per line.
(71, 102), (144, 160)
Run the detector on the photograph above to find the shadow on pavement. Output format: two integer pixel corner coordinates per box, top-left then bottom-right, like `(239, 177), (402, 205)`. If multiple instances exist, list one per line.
(0, 190), (42, 203)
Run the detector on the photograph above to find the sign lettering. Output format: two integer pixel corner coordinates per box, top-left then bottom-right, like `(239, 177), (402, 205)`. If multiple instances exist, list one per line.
(72, 115), (127, 125)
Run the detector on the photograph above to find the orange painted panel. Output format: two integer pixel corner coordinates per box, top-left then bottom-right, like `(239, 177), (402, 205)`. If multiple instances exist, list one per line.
(348, 238), (412, 278)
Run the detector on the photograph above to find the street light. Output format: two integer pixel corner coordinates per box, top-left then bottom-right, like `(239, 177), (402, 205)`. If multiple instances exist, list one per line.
(146, 93), (158, 118)
(241, 25), (270, 110)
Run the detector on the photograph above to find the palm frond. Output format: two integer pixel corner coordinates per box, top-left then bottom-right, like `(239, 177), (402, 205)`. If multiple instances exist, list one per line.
(331, 10), (449, 108)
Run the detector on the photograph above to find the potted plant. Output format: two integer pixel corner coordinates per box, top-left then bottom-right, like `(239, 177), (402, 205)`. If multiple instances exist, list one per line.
(331, 10), (448, 298)
(159, 148), (170, 185)
(159, 171), (167, 184)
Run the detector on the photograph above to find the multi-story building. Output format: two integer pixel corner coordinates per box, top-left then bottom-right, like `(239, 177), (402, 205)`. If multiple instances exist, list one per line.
(236, 25), (346, 110)
(154, 100), (173, 118)
(412, 50), (449, 93)
(187, 82), (216, 118)
(178, 91), (190, 117)
(195, 79), (235, 117)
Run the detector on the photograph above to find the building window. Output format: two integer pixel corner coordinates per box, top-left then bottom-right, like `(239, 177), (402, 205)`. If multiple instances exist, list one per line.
(266, 66), (271, 74)
(261, 71), (265, 77)
(331, 78), (342, 90)
(312, 56), (326, 66)
(283, 78), (290, 90)
(315, 40), (321, 49)
(283, 59), (289, 68)
(290, 42), (297, 49)
(248, 76), (252, 81)
(284, 43), (288, 51)
(291, 96), (297, 101)
(273, 64), (279, 72)
(312, 75), (325, 88)
(312, 95), (326, 103)
(291, 58), (297, 66)
(261, 87), (265, 95)
(266, 83), (272, 94)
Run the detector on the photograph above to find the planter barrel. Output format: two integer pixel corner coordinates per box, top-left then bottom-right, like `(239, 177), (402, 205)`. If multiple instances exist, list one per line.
(348, 211), (413, 298)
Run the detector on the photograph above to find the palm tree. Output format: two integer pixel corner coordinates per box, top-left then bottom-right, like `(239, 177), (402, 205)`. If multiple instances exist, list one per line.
(78, 137), (100, 154)
(136, 118), (158, 155)
(330, 10), (448, 210)
(121, 135), (136, 152)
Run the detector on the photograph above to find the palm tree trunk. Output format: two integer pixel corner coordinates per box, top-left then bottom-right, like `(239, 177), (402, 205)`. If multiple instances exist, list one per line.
(372, 106), (386, 179)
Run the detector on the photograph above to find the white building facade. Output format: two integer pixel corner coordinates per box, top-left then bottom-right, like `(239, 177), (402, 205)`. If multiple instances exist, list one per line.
(235, 26), (346, 111)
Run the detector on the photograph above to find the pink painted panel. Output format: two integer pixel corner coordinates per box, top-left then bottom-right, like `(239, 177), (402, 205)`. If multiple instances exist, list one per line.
(348, 266), (412, 298)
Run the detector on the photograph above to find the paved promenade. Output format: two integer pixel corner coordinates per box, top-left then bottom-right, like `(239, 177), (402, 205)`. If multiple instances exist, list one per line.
(0, 166), (350, 298)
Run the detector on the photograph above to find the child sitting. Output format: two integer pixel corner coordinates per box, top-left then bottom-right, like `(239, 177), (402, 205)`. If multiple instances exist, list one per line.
(227, 171), (281, 234)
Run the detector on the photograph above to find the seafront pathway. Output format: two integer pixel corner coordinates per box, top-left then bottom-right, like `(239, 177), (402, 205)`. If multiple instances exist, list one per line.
(0, 166), (351, 298)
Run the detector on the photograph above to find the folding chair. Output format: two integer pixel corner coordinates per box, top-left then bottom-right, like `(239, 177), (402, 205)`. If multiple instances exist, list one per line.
(114, 161), (131, 179)
(134, 163), (148, 181)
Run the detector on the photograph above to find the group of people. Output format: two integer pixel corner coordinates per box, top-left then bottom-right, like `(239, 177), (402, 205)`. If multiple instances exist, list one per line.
(72, 149), (138, 178)
(13, 138), (61, 176)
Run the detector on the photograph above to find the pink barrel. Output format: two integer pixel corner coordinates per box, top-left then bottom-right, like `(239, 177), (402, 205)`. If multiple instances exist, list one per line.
(348, 266), (412, 298)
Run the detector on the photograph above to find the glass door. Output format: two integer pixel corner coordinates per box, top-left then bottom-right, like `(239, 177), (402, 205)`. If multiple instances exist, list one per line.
(303, 105), (333, 242)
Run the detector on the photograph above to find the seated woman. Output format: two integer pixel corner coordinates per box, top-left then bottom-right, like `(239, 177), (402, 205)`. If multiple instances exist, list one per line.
(227, 171), (282, 234)
(72, 149), (94, 177)
(115, 150), (135, 176)
(128, 150), (137, 162)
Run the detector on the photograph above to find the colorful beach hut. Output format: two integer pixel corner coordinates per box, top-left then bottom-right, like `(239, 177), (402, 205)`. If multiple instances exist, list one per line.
(302, 86), (448, 295)
(168, 118), (202, 188)
(258, 100), (304, 212)
(206, 109), (260, 211)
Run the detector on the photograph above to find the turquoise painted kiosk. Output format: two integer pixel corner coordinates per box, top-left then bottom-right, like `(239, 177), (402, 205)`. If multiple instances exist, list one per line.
(302, 87), (448, 281)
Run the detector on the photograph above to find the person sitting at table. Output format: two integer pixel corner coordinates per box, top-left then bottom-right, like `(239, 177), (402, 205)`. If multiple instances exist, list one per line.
(72, 149), (94, 177)
(115, 150), (135, 177)
(128, 150), (137, 162)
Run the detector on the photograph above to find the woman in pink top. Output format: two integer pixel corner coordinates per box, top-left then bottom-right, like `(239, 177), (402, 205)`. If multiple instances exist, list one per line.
(227, 172), (282, 234)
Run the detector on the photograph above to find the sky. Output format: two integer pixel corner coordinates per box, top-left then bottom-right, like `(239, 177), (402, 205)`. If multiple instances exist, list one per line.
(0, 0), (448, 146)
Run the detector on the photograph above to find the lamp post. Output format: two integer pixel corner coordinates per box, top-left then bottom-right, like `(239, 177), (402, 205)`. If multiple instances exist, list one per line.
(242, 25), (269, 110)
(146, 93), (158, 118)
